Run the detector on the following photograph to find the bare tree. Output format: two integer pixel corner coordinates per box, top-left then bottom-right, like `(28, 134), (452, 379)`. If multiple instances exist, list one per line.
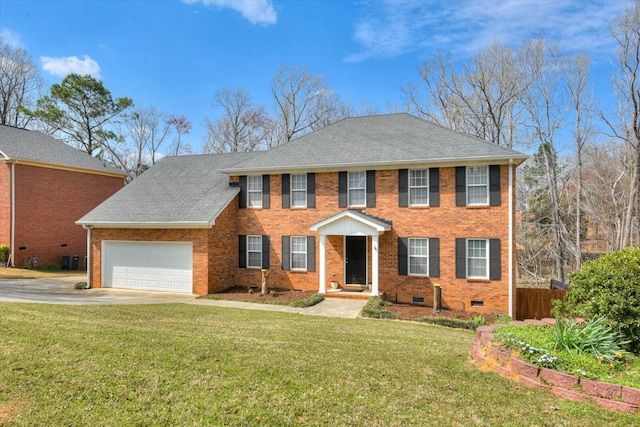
(0, 39), (43, 127)
(566, 53), (594, 268)
(404, 42), (535, 149)
(123, 106), (172, 176)
(203, 87), (272, 153)
(271, 65), (343, 145)
(166, 115), (192, 156)
(601, 0), (640, 248)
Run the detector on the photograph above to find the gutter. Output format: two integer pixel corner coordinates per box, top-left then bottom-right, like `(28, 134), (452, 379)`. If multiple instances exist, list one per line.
(10, 162), (15, 267)
(83, 225), (91, 289)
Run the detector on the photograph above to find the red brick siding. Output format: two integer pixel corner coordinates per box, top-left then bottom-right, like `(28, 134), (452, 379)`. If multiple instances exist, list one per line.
(11, 164), (124, 268)
(0, 163), (10, 247)
(236, 166), (517, 314)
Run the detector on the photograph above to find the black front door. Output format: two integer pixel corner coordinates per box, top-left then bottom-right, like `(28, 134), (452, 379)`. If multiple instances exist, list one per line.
(345, 236), (367, 285)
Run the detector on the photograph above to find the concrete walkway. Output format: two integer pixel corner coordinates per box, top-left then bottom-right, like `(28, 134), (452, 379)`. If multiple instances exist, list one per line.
(0, 276), (367, 319)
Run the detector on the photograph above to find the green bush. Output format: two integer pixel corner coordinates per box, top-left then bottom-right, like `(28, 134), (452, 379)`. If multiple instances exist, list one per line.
(361, 297), (399, 319)
(0, 244), (8, 263)
(414, 316), (479, 331)
(551, 316), (629, 361)
(37, 263), (61, 271)
(567, 247), (640, 354)
(291, 293), (325, 308)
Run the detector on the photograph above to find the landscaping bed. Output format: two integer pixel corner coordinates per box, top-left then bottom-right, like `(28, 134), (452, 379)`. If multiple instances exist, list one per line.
(382, 302), (496, 323)
(202, 286), (317, 304)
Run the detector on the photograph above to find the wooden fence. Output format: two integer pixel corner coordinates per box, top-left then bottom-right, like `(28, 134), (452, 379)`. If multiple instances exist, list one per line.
(516, 288), (567, 321)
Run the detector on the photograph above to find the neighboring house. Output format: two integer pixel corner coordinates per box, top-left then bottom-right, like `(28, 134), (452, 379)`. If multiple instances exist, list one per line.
(78, 114), (528, 315)
(0, 125), (127, 268)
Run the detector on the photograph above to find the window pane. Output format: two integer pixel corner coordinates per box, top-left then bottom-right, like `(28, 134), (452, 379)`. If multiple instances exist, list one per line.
(291, 191), (306, 207)
(291, 253), (306, 269)
(467, 239), (487, 278)
(409, 257), (428, 275)
(410, 188), (428, 205)
(248, 253), (262, 268)
(409, 169), (428, 187)
(468, 186), (487, 204)
(409, 238), (428, 256)
(248, 192), (262, 208)
(468, 259), (486, 277)
(291, 236), (306, 251)
(349, 171), (365, 188)
(349, 189), (365, 206)
(290, 236), (307, 270)
(291, 174), (306, 190)
(248, 176), (262, 191)
(468, 167), (488, 185)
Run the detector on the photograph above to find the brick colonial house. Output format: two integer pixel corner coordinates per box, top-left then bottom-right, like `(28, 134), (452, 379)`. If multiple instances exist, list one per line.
(0, 125), (127, 268)
(78, 114), (527, 315)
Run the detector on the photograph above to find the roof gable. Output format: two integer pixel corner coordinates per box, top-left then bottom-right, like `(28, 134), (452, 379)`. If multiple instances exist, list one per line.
(0, 125), (126, 176)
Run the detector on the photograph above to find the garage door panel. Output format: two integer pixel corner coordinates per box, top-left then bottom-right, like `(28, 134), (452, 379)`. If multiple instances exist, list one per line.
(103, 242), (193, 294)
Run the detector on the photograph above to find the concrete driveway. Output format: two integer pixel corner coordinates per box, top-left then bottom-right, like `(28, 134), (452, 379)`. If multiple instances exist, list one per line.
(0, 276), (367, 318)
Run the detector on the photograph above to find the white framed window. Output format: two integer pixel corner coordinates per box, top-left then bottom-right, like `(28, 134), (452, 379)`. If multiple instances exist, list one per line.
(409, 169), (429, 206)
(467, 239), (489, 279)
(247, 176), (262, 208)
(348, 171), (366, 207)
(409, 238), (429, 276)
(290, 236), (307, 270)
(247, 235), (262, 268)
(467, 166), (488, 205)
(291, 174), (307, 208)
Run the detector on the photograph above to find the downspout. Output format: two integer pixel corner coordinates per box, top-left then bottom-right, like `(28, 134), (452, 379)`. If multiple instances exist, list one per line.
(83, 225), (92, 288)
(508, 159), (514, 318)
(10, 162), (15, 267)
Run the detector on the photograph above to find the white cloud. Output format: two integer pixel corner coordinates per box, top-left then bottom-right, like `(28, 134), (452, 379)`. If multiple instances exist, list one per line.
(41, 55), (101, 78)
(0, 28), (23, 48)
(346, 0), (634, 62)
(183, 0), (277, 25)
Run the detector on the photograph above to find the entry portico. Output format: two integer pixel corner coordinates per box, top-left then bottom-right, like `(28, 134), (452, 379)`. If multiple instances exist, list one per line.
(310, 210), (391, 296)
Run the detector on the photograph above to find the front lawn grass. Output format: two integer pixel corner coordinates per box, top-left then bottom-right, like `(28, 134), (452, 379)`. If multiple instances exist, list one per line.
(1, 303), (637, 426)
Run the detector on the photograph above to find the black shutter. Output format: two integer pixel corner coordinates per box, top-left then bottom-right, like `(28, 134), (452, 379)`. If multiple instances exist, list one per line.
(262, 175), (270, 209)
(455, 238), (466, 278)
(307, 236), (316, 272)
(307, 173), (316, 208)
(338, 171), (347, 208)
(489, 238), (501, 280)
(238, 176), (247, 208)
(429, 168), (440, 207)
(398, 237), (408, 276)
(282, 236), (290, 270)
(398, 169), (408, 207)
(455, 167), (466, 207)
(238, 235), (246, 268)
(262, 235), (270, 269)
(489, 165), (501, 206)
(366, 170), (376, 208)
(429, 238), (440, 277)
(282, 174), (290, 208)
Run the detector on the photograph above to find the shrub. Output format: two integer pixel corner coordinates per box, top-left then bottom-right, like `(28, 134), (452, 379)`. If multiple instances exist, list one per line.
(291, 294), (325, 308)
(414, 316), (478, 330)
(361, 297), (399, 319)
(37, 263), (61, 271)
(551, 316), (629, 361)
(0, 244), (8, 263)
(494, 312), (512, 324)
(567, 247), (640, 354)
(74, 282), (88, 290)
(469, 315), (487, 327)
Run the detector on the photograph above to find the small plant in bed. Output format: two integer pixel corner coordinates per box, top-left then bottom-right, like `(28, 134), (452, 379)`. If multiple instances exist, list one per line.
(495, 317), (640, 388)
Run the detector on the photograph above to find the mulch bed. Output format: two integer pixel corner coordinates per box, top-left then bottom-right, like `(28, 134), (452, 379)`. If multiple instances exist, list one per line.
(206, 286), (316, 303)
(208, 286), (495, 322)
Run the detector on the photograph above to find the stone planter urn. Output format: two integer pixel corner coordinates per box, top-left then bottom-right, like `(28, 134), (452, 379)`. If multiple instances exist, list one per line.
(330, 281), (339, 289)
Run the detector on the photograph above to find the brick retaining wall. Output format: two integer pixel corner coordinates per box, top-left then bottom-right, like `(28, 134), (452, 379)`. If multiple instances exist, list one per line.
(469, 321), (640, 414)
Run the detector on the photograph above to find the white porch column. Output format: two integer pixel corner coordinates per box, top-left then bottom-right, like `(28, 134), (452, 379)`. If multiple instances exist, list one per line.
(372, 234), (379, 296)
(319, 234), (326, 293)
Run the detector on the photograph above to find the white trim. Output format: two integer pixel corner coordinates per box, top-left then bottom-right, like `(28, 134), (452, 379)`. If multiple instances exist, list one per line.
(246, 235), (262, 269)
(9, 163), (15, 267)
(290, 174), (307, 208)
(86, 226), (91, 288)
(75, 221), (214, 229)
(310, 211), (390, 234)
(220, 154), (529, 175)
(508, 159), (514, 317)
(466, 166), (489, 206)
(409, 169), (429, 206)
(290, 235), (307, 271)
(408, 237), (429, 276)
(247, 175), (263, 208)
(372, 234), (379, 296)
(347, 171), (366, 207)
(319, 235), (326, 293)
(466, 238), (489, 279)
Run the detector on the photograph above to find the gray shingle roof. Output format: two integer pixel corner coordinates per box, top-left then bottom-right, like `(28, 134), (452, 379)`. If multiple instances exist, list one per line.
(0, 125), (127, 176)
(220, 113), (528, 174)
(77, 152), (260, 227)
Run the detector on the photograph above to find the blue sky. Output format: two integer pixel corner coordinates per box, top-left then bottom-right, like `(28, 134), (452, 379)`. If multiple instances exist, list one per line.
(0, 0), (634, 153)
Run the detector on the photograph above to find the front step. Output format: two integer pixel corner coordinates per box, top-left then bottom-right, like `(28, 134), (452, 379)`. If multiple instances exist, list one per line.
(325, 289), (372, 300)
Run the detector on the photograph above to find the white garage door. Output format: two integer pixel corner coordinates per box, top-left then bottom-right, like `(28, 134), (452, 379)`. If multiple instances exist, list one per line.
(103, 241), (193, 293)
